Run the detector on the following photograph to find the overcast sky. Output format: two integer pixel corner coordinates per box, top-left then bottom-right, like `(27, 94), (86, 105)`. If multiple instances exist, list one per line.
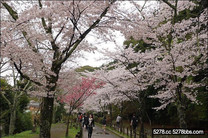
(76, 0), (151, 67)
(75, 1), (147, 68)
(77, 31), (125, 67)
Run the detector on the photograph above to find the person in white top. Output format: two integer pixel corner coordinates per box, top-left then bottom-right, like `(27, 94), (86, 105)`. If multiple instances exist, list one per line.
(116, 114), (122, 129)
(87, 114), (94, 138)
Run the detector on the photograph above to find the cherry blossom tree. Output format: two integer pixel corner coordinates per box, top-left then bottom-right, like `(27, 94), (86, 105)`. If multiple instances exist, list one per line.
(57, 76), (104, 137)
(83, 67), (137, 126)
(1, 0), (116, 137)
(130, 1), (207, 130)
(84, 60), (151, 137)
(1, 1), (207, 137)
(85, 2), (207, 138)
(99, 0), (207, 132)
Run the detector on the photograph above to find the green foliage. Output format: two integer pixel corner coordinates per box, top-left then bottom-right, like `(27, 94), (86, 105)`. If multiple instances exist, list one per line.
(17, 79), (32, 90)
(99, 60), (119, 71)
(15, 112), (33, 133)
(123, 37), (155, 53)
(173, 0), (207, 23)
(54, 103), (66, 123)
(2, 130), (38, 138)
(18, 94), (30, 113)
(0, 79), (12, 112)
(15, 93), (31, 133)
(62, 126), (80, 138)
(0, 79), (13, 135)
(0, 79), (10, 88)
(75, 65), (98, 73)
(175, 66), (184, 73)
(0, 79), (31, 135)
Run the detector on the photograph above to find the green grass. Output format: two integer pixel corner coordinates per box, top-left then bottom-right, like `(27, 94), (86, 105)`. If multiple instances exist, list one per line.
(62, 126), (80, 138)
(2, 130), (38, 138)
(2, 123), (80, 138)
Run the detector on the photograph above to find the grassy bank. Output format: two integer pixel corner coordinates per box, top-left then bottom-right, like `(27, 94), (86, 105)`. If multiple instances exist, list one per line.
(2, 130), (39, 138)
(3, 123), (80, 138)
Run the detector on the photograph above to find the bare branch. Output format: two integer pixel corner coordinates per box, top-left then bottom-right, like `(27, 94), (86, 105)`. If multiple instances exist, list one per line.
(162, 0), (176, 11)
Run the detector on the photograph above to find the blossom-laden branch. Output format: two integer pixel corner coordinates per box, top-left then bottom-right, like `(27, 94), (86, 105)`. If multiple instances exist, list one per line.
(57, 77), (104, 112)
(1, 1), (115, 97)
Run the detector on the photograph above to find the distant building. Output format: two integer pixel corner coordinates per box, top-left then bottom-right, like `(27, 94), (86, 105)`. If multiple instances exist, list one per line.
(26, 100), (40, 114)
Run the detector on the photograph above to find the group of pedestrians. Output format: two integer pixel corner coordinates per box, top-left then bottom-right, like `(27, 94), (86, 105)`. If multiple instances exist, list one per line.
(116, 114), (139, 138)
(78, 113), (139, 138)
(103, 113), (139, 137)
(78, 113), (94, 138)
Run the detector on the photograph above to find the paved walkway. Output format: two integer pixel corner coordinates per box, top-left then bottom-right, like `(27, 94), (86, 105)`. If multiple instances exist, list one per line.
(82, 125), (121, 138)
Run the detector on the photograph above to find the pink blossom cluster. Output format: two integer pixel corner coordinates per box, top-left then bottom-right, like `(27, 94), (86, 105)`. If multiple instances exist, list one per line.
(57, 77), (104, 109)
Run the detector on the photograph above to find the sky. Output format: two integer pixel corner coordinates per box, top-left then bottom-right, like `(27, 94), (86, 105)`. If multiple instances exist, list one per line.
(75, 0), (147, 67)
(77, 31), (125, 67)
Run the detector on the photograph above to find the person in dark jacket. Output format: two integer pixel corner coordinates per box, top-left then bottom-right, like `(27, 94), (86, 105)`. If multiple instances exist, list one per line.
(87, 114), (94, 138)
(102, 116), (107, 133)
(130, 114), (138, 138)
(83, 113), (89, 129)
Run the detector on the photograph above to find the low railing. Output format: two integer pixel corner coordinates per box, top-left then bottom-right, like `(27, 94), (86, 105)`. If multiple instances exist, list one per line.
(111, 124), (148, 138)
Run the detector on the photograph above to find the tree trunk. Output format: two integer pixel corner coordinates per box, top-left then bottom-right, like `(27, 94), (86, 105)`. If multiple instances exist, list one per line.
(145, 112), (152, 126)
(32, 117), (37, 133)
(52, 103), (57, 123)
(176, 91), (188, 138)
(139, 116), (144, 138)
(109, 104), (113, 127)
(138, 92), (146, 138)
(65, 114), (70, 137)
(39, 97), (54, 138)
(177, 101), (187, 129)
(9, 98), (18, 136)
(9, 107), (16, 135)
(0, 121), (3, 138)
(0, 122), (3, 138)
(177, 104), (188, 138)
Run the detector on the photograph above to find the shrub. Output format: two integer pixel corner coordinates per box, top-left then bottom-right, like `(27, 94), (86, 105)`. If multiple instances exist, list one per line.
(15, 112), (33, 133)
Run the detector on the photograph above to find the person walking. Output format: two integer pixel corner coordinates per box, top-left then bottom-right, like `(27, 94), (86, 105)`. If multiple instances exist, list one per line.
(79, 113), (83, 123)
(102, 116), (107, 133)
(87, 114), (94, 138)
(116, 114), (122, 131)
(83, 113), (89, 129)
(130, 114), (138, 138)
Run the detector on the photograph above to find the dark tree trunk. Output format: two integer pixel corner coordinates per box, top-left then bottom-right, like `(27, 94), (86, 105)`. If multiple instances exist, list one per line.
(65, 115), (70, 137)
(177, 104), (188, 138)
(176, 85), (188, 138)
(39, 97), (54, 138)
(32, 117), (37, 133)
(9, 100), (17, 136)
(0, 123), (2, 138)
(177, 101), (187, 129)
(139, 116), (144, 138)
(176, 85), (187, 129)
(52, 103), (57, 123)
(109, 104), (113, 127)
(139, 91), (146, 138)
